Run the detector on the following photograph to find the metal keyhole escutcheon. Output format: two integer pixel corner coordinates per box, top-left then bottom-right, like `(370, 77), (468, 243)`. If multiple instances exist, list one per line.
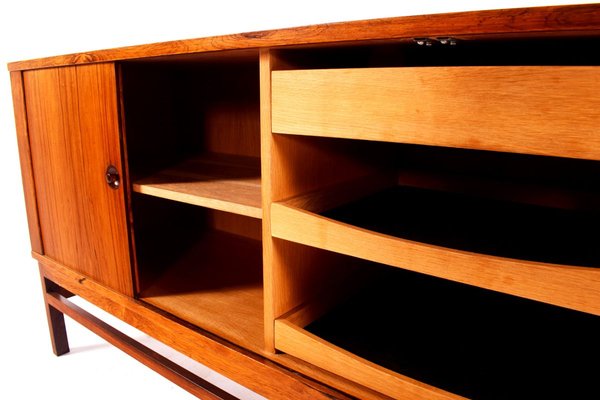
(106, 165), (120, 189)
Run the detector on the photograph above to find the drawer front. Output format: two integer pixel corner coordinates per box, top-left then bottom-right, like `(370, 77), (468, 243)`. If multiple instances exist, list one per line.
(274, 317), (460, 400)
(272, 67), (600, 160)
(271, 202), (600, 316)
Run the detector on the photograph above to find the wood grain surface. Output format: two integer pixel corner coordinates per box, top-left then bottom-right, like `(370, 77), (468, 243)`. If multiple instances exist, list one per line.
(12, 5), (600, 399)
(36, 255), (341, 400)
(8, 4), (600, 71)
(39, 269), (70, 356)
(271, 202), (600, 316)
(45, 292), (239, 400)
(139, 231), (264, 353)
(275, 318), (463, 400)
(24, 64), (133, 295)
(133, 153), (262, 219)
(259, 49), (277, 352)
(272, 66), (600, 160)
(10, 71), (43, 253)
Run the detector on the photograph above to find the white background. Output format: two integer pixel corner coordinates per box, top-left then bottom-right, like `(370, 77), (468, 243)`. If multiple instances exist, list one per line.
(0, 1), (595, 398)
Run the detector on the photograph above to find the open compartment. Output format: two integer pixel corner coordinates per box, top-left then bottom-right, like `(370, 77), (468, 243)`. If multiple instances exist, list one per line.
(274, 243), (600, 399)
(120, 50), (261, 218)
(132, 194), (263, 352)
(120, 50), (265, 352)
(270, 135), (600, 315)
(271, 36), (600, 70)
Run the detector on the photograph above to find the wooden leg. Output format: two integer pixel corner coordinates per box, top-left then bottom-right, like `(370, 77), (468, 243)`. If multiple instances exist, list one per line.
(47, 292), (239, 400)
(39, 268), (70, 356)
(44, 303), (70, 356)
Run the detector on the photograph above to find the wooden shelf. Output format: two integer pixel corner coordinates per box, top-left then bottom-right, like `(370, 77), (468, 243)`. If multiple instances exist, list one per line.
(139, 230), (264, 353)
(323, 186), (600, 266)
(272, 67), (600, 160)
(272, 184), (600, 315)
(277, 267), (600, 400)
(133, 153), (261, 219)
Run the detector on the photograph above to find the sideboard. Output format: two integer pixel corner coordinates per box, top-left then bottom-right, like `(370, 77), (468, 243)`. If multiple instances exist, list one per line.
(9, 4), (600, 399)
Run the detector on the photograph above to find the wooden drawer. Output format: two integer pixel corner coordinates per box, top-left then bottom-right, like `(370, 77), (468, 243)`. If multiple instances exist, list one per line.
(274, 303), (461, 400)
(269, 132), (600, 397)
(271, 182), (600, 316)
(272, 67), (600, 160)
(274, 260), (600, 399)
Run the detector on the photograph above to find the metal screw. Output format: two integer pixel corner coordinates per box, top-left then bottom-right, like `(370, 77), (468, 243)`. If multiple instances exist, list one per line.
(438, 37), (457, 46)
(414, 38), (434, 47)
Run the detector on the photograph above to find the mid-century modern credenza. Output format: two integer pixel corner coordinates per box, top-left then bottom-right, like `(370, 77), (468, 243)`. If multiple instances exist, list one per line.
(9, 4), (600, 399)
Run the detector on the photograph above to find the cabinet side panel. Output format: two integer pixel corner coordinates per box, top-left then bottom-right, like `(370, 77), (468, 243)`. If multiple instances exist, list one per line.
(24, 64), (133, 296)
(10, 71), (43, 253)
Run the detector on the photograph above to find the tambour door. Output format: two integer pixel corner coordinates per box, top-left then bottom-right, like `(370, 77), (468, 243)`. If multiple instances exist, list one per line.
(24, 64), (133, 295)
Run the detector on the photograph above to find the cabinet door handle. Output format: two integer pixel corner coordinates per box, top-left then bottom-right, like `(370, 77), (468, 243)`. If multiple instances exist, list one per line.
(105, 165), (120, 189)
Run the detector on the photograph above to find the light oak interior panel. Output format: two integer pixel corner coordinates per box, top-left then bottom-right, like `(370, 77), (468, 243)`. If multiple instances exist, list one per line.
(132, 194), (263, 352)
(275, 260), (600, 399)
(272, 202), (600, 316)
(269, 138), (600, 316)
(140, 229), (264, 353)
(268, 134), (389, 328)
(133, 153), (261, 219)
(272, 66), (600, 160)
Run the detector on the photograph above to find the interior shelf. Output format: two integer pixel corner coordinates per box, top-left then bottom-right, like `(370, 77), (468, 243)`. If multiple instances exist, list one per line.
(323, 186), (598, 266)
(272, 183), (600, 315)
(277, 266), (600, 400)
(133, 153), (261, 219)
(139, 229), (264, 353)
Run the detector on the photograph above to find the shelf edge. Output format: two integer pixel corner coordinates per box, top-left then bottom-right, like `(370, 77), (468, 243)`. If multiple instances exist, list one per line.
(133, 183), (262, 219)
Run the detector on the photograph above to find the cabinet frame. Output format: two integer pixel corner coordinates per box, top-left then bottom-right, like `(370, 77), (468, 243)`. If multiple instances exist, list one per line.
(9, 4), (600, 399)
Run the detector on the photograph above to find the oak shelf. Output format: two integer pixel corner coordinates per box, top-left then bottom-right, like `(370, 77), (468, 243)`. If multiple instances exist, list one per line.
(139, 230), (264, 353)
(278, 265), (600, 400)
(270, 135), (600, 319)
(133, 153), (262, 219)
(321, 186), (599, 267)
(272, 183), (600, 316)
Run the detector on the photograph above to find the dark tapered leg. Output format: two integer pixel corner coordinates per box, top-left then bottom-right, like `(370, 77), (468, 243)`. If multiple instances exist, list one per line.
(44, 303), (70, 356)
(39, 267), (70, 356)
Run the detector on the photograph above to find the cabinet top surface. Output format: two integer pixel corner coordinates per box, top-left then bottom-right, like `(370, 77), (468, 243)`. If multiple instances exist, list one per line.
(8, 4), (600, 72)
